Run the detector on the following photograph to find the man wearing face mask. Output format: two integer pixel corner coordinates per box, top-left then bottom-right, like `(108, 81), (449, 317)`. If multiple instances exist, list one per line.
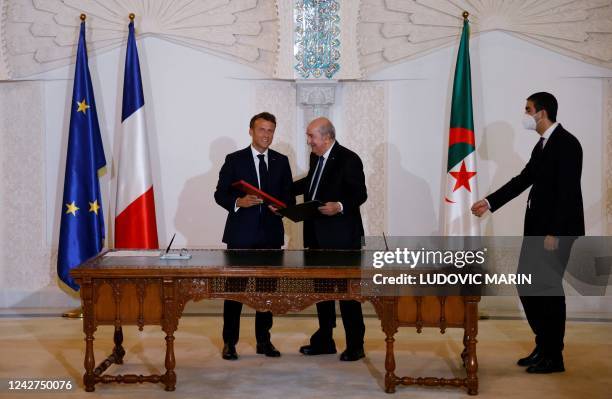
(471, 92), (584, 374)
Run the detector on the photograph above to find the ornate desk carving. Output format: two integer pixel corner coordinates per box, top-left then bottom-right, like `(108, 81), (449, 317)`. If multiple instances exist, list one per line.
(72, 249), (480, 395)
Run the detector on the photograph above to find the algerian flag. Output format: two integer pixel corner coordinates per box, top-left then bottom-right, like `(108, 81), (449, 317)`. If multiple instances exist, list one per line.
(444, 16), (480, 236)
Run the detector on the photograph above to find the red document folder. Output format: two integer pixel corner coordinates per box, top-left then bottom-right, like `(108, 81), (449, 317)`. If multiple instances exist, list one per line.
(231, 180), (287, 208)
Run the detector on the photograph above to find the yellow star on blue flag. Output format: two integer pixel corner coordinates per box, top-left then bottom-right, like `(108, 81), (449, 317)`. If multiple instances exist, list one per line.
(76, 99), (90, 114)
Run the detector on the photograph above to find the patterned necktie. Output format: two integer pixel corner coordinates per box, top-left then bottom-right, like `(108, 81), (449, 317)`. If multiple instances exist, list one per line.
(308, 156), (325, 200)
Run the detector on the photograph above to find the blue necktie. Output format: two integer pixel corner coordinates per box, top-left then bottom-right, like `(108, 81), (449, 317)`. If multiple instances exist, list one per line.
(308, 156), (324, 200)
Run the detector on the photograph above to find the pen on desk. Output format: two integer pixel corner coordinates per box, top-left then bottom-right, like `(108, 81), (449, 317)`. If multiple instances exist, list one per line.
(165, 233), (176, 254)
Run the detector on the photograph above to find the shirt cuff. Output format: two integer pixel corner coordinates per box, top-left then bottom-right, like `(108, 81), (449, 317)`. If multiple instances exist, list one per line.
(484, 198), (491, 210)
(338, 201), (343, 213)
(234, 199), (239, 212)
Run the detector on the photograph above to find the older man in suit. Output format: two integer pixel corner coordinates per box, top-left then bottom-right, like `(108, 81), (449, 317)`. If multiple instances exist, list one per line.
(214, 112), (295, 360)
(472, 92), (584, 373)
(293, 117), (368, 361)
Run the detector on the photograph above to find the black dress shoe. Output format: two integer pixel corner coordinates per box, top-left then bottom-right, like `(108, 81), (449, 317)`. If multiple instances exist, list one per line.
(222, 344), (238, 360)
(339, 348), (365, 361)
(526, 358), (565, 374)
(256, 342), (281, 357)
(517, 347), (543, 367)
(299, 344), (337, 356)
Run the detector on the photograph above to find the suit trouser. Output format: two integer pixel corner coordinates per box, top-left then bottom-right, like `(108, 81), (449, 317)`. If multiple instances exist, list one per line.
(223, 300), (272, 345)
(222, 238), (277, 345)
(517, 236), (575, 360)
(310, 300), (365, 350)
(307, 236), (366, 350)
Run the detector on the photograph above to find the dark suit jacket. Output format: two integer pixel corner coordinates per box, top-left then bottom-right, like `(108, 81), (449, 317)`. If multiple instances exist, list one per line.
(215, 146), (295, 248)
(486, 124), (584, 236)
(294, 142), (367, 249)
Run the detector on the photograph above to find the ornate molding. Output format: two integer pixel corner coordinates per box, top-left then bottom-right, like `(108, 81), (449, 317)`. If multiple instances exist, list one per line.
(0, 0), (279, 79)
(173, 277), (367, 315)
(213, 293), (358, 314)
(297, 80), (336, 122)
(294, 0), (340, 78)
(297, 82), (336, 105)
(176, 278), (210, 315)
(358, 0), (612, 75)
(4, 1), (611, 80)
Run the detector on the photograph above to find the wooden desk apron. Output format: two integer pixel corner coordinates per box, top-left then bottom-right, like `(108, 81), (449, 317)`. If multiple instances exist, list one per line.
(71, 249), (480, 395)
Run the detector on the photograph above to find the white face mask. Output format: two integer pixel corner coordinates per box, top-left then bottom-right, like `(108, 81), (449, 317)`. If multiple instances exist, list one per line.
(521, 111), (540, 131)
(521, 114), (536, 130)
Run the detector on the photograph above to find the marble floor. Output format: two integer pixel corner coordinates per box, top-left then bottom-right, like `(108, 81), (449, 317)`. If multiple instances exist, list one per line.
(0, 312), (611, 399)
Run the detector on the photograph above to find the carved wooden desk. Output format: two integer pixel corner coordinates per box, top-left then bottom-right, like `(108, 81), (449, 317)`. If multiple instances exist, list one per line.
(71, 249), (480, 394)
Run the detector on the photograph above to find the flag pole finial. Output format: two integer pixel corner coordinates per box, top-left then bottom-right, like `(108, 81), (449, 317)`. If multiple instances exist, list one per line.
(463, 11), (469, 20)
(80, 13), (86, 21)
(129, 13), (135, 21)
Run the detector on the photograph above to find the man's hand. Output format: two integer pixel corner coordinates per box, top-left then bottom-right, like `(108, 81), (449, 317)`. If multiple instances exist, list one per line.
(544, 235), (559, 251)
(236, 194), (263, 208)
(268, 204), (281, 216)
(471, 199), (490, 217)
(318, 202), (342, 216)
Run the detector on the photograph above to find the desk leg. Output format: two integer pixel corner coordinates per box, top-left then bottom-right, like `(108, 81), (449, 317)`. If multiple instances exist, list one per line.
(381, 298), (399, 394)
(464, 297), (479, 395)
(384, 330), (397, 393)
(113, 326), (125, 364)
(84, 330), (96, 392)
(81, 279), (96, 392)
(163, 332), (177, 391)
(161, 278), (177, 392)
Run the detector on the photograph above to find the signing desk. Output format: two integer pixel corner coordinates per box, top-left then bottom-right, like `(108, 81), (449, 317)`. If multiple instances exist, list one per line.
(71, 249), (480, 394)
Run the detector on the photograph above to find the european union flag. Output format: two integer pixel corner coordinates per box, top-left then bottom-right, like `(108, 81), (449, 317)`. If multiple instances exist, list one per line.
(57, 20), (106, 291)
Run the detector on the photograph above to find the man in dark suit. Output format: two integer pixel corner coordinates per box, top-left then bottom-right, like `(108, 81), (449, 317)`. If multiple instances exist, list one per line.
(293, 117), (368, 361)
(214, 112), (295, 360)
(472, 92), (584, 373)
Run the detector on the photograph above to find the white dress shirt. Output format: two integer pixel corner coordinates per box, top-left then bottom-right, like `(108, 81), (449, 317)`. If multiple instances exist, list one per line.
(234, 145), (268, 212)
(540, 122), (558, 149)
(309, 141), (343, 212)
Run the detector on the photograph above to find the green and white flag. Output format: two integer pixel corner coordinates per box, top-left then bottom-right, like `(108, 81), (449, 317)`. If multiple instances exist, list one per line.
(444, 16), (480, 236)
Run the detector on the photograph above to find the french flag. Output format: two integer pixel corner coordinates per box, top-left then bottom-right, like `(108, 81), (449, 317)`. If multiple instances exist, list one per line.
(114, 20), (159, 249)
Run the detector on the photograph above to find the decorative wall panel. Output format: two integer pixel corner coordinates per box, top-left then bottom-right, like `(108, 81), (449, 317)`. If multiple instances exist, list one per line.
(342, 82), (387, 236)
(0, 0), (279, 79)
(359, 0), (612, 74)
(0, 82), (52, 293)
(294, 0), (340, 78)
